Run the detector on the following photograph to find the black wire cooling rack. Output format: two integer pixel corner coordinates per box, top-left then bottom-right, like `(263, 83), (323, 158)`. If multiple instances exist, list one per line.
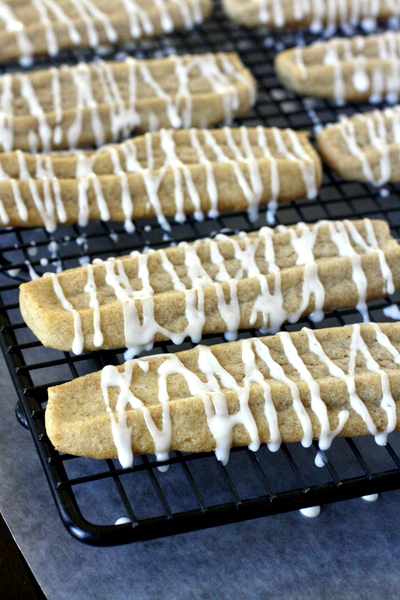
(2, 1), (400, 546)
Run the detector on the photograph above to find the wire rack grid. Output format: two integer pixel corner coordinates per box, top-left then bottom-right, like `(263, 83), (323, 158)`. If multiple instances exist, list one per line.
(1, 0), (400, 546)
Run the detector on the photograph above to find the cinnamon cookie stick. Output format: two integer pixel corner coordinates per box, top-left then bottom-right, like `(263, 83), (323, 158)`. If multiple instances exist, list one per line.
(46, 322), (400, 465)
(275, 31), (400, 104)
(222, 0), (400, 31)
(317, 107), (400, 185)
(19, 218), (400, 355)
(0, 52), (256, 152)
(0, 0), (212, 66)
(0, 126), (321, 232)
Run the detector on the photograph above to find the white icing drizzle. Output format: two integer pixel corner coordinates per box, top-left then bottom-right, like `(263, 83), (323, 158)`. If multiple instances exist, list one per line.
(68, 62), (105, 149)
(27, 177), (57, 232)
(278, 330), (343, 450)
(189, 128), (218, 218)
(362, 218), (394, 295)
(119, 0), (154, 37)
(326, 106), (400, 187)
(9, 179), (28, 223)
(285, 129), (318, 200)
(0, 73), (14, 152)
(326, 220), (372, 322)
(253, 335), (314, 448)
(69, 0), (118, 46)
(83, 263), (103, 347)
(99, 323), (400, 467)
(101, 361), (139, 468)
(49, 219), (396, 356)
(49, 273), (84, 354)
(305, 323), (399, 446)
(0, 1), (34, 66)
(222, 126), (264, 222)
(241, 338), (281, 451)
(158, 128), (201, 224)
(256, 126), (280, 224)
(0, 126), (316, 232)
(18, 73), (52, 152)
(102, 257), (208, 357)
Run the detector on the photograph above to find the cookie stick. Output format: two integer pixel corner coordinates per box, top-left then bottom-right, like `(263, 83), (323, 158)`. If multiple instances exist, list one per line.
(45, 322), (400, 466)
(0, 0), (212, 66)
(275, 31), (400, 104)
(0, 52), (256, 152)
(19, 219), (400, 355)
(0, 126), (321, 232)
(223, 0), (400, 33)
(316, 106), (400, 185)
(222, 0), (400, 31)
(0, 125), (316, 180)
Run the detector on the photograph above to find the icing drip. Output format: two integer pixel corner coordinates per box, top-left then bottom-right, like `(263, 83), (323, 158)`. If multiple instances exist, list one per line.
(383, 304), (400, 320)
(300, 506), (321, 518)
(101, 361), (139, 469)
(100, 324), (400, 467)
(362, 493), (379, 502)
(115, 517), (131, 525)
(48, 220), (396, 364)
(314, 450), (326, 467)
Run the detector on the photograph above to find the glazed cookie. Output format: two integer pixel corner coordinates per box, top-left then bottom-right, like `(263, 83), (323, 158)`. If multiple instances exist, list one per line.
(0, 126), (321, 232)
(19, 218), (400, 355)
(0, 0), (212, 66)
(46, 322), (400, 466)
(275, 31), (400, 104)
(0, 52), (256, 152)
(222, 0), (400, 31)
(317, 106), (400, 185)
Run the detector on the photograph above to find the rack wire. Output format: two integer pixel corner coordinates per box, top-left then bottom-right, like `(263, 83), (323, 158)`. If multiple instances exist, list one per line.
(1, 0), (400, 546)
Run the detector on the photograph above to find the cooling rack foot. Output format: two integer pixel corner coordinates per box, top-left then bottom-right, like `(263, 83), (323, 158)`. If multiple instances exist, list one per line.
(15, 401), (28, 429)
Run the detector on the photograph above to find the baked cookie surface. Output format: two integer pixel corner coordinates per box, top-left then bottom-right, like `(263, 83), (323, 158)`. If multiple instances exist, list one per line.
(222, 0), (400, 30)
(317, 106), (400, 185)
(0, 0), (212, 65)
(45, 322), (400, 466)
(19, 218), (400, 355)
(0, 52), (256, 152)
(0, 126), (320, 232)
(275, 31), (400, 104)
